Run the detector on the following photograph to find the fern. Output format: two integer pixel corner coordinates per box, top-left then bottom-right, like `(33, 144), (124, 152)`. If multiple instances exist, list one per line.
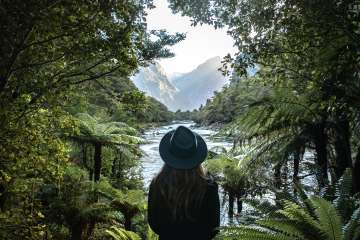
(106, 226), (141, 240)
(333, 169), (355, 223)
(277, 201), (319, 230)
(218, 225), (296, 240)
(311, 197), (343, 240)
(72, 113), (144, 147)
(146, 225), (159, 240)
(243, 198), (280, 216)
(257, 219), (306, 239)
(218, 195), (360, 240)
(343, 207), (360, 240)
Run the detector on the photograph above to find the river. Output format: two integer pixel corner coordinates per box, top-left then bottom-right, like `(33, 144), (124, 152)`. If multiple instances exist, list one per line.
(139, 121), (233, 225)
(139, 120), (318, 226)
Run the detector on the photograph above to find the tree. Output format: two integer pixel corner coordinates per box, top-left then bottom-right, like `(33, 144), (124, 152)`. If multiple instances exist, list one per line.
(171, 0), (360, 193)
(70, 113), (143, 182)
(1, 0), (184, 116)
(0, 1), (184, 238)
(39, 166), (116, 240)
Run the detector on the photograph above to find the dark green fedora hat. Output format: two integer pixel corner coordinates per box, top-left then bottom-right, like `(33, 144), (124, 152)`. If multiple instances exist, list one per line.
(159, 126), (208, 169)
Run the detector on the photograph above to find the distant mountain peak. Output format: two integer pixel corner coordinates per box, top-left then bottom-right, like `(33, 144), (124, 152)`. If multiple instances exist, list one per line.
(131, 62), (178, 105)
(131, 57), (228, 111)
(202, 56), (221, 65)
(150, 62), (167, 76)
(192, 56), (221, 72)
(205, 56), (221, 62)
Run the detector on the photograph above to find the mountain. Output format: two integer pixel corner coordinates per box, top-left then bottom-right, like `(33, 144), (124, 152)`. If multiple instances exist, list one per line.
(168, 72), (184, 82)
(131, 57), (228, 111)
(132, 62), (178, 108)
(170, 56), (228, 110)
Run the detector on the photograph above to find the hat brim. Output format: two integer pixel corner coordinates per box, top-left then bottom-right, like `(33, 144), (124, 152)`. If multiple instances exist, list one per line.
(159, 130), (208, 170)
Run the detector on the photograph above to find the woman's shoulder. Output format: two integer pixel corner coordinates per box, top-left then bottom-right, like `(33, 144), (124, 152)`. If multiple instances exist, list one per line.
(149, 177), (158, 193)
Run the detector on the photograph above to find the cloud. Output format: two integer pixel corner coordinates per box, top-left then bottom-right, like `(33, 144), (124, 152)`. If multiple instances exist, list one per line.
(146, 0), (236, 74)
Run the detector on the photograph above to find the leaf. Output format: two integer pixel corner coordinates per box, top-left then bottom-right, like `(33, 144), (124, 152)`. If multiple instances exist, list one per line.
(311, 197), (343, 240)
(106, 226), (141, 240)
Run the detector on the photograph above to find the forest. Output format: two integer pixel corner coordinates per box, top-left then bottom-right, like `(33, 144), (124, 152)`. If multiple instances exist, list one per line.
(1, 0), (360, 240)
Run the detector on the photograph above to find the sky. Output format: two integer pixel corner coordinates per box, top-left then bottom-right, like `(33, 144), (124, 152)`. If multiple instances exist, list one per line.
(146, 0), (237, 75)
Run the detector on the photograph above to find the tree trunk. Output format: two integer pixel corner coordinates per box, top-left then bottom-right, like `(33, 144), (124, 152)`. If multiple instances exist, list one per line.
(293, 146), (304, 193)
(124, 213), (132, 231)
(82, 143), (87, 167)
(274, 163), (282, 189)
(70, 222), (84, 240)
(111, 155), (119, 178)
(313, 121), (328, 189)
(89, 169), (93, 181)
(237, 196), (243, 214)
(282, 161), (288, 189)
(94, 143), (102, 182)
(0, 183), (6, 211)
(293, 152), (300, 184)
(353, 147), (360, 194)
(228, 192), (234, 220)
(274, 163), (282, 205)
(85, 222), (96, 239)
(334, 116), (352, 180)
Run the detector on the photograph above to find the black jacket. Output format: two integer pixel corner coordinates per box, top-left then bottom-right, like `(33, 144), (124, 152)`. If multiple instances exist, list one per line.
(147, 179), (220, 240)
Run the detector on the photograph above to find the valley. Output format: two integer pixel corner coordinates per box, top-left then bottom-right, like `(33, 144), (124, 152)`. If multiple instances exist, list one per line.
(132, 56), (228, 111)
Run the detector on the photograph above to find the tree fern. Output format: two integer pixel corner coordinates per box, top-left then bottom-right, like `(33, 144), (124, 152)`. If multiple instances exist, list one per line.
(73, 113), (143, 146)
(69, 113), (143, 182)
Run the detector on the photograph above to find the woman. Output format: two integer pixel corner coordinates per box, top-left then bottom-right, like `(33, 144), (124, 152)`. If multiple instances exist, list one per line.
(148, 126), (220, 240)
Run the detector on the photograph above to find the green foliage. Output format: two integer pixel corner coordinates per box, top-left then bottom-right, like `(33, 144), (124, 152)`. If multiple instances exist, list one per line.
(106, 226), (141, 240)
(205, 152), (248, 193)
(0, 0), (183, 238)
(146, 225), (159, 240)
(37, 165), (149, 239)
(65, 72), (174, 126)
(0, 107), (75, 239)
(39, 166), (114, 238)
(73, 113), (143, 146)
(217, 170), (360, 240)
(175, 0), (360, 198)
(168, 2), (360, 237)
(140, 97), (174, 123)
(219, 196), (360, 240)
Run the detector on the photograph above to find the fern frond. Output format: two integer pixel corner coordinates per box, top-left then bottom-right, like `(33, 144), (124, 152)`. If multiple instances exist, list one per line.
(343, 207), (360, 240)
(146, 225), (159, 240)
(335, 169), (353, 198)
(243, 198), (279, 215)
(106, 226), (141, 240)
(311, 197), (343, 240)
(277, 201), (319, 234)
(219, 225), (296, 240)
(257, 219), (306, 239)
(333, 169), (354, 222)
